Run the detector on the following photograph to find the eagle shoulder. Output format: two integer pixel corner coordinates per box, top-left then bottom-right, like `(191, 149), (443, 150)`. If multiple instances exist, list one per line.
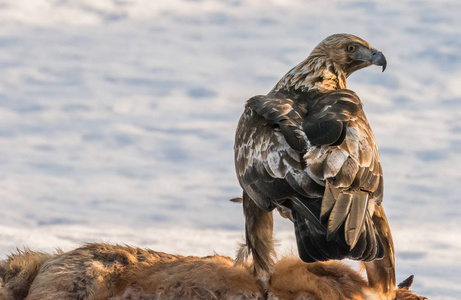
(247, 95), (309, 153)
(234, 95), (324, 209)
(303, 89), (362, 146)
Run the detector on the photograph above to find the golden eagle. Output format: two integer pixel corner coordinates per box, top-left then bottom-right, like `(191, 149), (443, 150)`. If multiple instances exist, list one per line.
(234, 34), (395, 296)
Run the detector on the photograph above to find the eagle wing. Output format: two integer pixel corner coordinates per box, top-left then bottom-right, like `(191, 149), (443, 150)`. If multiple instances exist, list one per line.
(234, 89), (384, 261)
(235, 95), (324, 212)
(302, 90), (383, 248)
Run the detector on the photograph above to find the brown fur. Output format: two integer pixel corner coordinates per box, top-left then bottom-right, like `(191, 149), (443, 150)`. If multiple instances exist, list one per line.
(0, 249), (55, 300)
(0, 243), (425, 300)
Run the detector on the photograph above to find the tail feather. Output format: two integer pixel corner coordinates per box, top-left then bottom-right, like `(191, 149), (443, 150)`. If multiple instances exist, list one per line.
(291, 196), (326, 232)
(291, 196), (384, 263)
(344, 192), (368, 248)
(294, 215), (325, 262)
(327, 193), (353, 238)
(360, 215), (377, 261)
(350, 215), (383, 261)
(349, 224), (367, 260)
(323, 181), (370, 250)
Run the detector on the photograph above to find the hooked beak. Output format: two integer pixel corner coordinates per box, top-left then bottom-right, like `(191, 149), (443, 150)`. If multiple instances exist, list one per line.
(371, 49), (387, 72)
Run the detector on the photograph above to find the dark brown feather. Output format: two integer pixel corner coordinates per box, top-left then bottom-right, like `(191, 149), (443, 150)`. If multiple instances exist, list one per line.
(344, 192), (368, 248)
(327, 192), (353, 238)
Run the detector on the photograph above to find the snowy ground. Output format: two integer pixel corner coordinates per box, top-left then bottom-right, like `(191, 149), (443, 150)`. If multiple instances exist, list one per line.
(0, 1), (460, 299)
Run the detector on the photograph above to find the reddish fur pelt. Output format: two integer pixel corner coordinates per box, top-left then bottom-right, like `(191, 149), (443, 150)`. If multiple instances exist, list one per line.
(0, 243), (425, 300)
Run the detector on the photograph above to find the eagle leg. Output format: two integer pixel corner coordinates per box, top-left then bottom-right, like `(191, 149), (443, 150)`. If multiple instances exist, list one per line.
(362, 205), (396, 297)
(235, 192), (276, 298)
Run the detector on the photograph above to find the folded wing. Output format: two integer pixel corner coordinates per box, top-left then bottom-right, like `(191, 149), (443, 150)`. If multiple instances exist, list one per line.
(234, 89), (384, 262)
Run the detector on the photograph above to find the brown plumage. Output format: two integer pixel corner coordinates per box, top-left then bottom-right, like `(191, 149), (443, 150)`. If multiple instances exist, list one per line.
(234, 33), (395, 296)
(0, 243), (425, 300)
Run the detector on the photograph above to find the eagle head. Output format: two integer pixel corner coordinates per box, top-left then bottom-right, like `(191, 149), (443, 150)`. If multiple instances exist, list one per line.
(272, 33), (387, 93)
(313, 33), (387, 77)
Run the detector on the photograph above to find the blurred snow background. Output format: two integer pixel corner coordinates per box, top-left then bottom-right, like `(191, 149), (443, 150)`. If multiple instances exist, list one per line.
(0, 0), (460, 298)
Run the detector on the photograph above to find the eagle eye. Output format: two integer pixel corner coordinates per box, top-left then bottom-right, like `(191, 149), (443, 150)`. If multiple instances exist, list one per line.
(347, 45), (356, 53)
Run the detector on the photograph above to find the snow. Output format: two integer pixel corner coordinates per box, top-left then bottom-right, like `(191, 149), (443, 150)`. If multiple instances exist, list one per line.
(0, 1), (460, 298)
